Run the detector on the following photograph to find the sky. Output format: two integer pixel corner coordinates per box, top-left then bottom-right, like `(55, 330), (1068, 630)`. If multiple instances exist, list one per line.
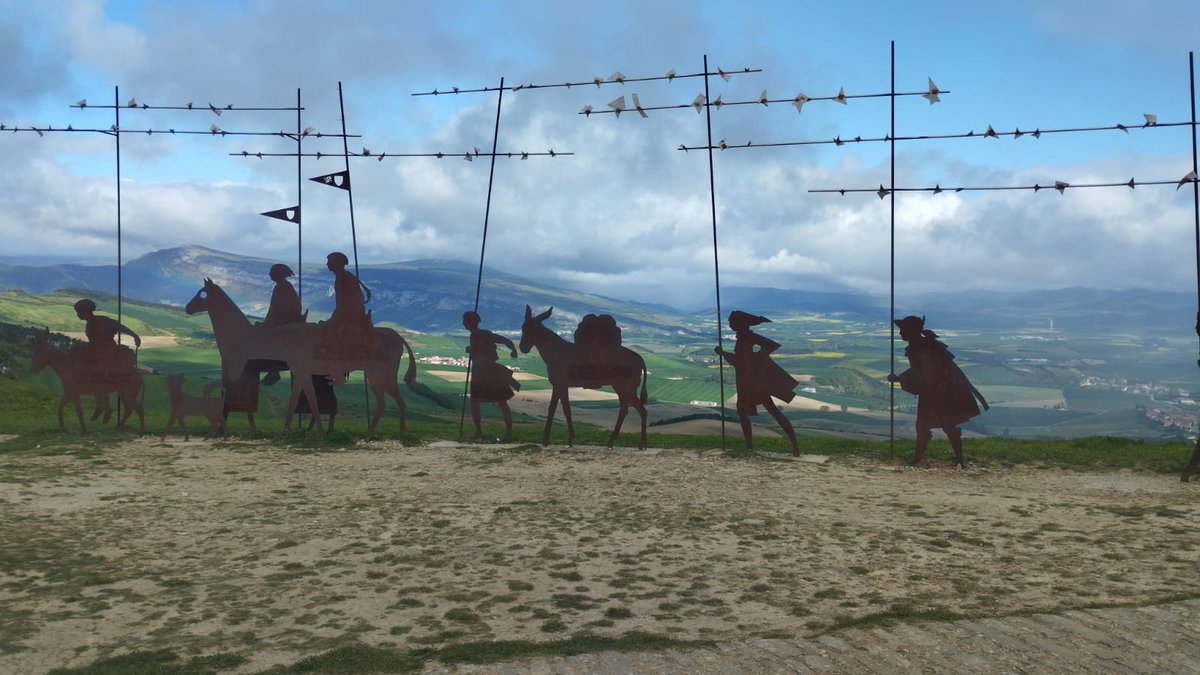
(1, 0), (1199, 309)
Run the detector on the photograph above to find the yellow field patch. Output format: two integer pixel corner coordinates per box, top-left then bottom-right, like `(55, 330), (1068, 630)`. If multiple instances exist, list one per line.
(424, 369), (545, 384)
(62, 332), (179, 349)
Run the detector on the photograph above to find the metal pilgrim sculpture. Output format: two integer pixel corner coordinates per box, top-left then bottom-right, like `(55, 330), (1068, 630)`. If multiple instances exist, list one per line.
(713, 311), (801, 455)
(31, 318), (145, 435)
(186, 272), (415, 440)
(162, 374), (227, 441)
(888, 315), (989, 469)
(519, 306), (649, 449)
(463, 311), (521, 441)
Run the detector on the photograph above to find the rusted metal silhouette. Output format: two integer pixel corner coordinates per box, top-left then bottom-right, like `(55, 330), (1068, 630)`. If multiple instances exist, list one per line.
(713, 311), (800, 455)
(888, 315), (989, 468)
(320, 251), (377, 364)
(185, 268), (333, 434)
(519, 306), (648, 449)
(463, 311), (520, 440)
(260, 263), (305, 387)
(162, 374), (227, 441)
(188, 278), (415, 440)
(31, 328), (145, 434)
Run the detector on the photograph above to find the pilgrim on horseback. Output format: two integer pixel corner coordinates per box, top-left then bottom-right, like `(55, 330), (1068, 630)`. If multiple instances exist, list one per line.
(259, 263), (305, 386)
(72, 298), (141, 382)
(32, 328), (145, 434)
(714, 310), (800, 456)
(187, 278), (415, 440)
(463, 310), (521, 440)
(318, 251), (379, 361)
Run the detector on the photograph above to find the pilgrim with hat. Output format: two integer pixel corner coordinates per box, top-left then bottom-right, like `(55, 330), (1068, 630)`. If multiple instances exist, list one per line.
(888, 315), (988, 468)
(714, 310), (800, 455)
(462, 310), (521, 441)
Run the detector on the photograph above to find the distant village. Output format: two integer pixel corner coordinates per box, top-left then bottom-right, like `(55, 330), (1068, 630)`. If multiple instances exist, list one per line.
(1079, 374), (1200, 436)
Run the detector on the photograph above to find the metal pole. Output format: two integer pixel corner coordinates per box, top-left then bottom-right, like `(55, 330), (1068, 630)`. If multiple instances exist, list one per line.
(459, 77), (506, 440)
(296, 88), (303, 303)
(336, 82), (372, 427)
(115, 85), (123, 330)
(115, 85), (124, 424)
(1189, 52), (1199, 358)
(704, 55), (727, 452)
(889, 42), (896, 460)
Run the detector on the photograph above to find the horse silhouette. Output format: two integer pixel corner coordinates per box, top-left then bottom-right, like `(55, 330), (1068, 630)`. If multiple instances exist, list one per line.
(186, 279), (415, 440)
(31, 329), (144, 434)
(518, 305), (648, 449)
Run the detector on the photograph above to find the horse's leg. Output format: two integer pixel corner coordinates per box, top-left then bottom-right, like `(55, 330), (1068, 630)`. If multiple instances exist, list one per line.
(130, 378), (145, 435)
(609, 397), (629, 449)
(561, 389), (575, 447)
(55, 395), (68, 432)
(386, 377), (406, 442)
(284, 379), (303, 433)
(163, 413), (176, 440)
(302, 375), (324, 435)
(542, 389), (560, 446)
(635, 399), (648, 451)
(69, 395), (86, 435)
(246, 413), (257, 436)
(365, 377), (386, 442)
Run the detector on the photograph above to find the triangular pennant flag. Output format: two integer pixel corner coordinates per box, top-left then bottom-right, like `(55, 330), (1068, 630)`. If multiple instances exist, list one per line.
(310, 170), (351, 191)
(608, 95), (626, 117)
(261, 206), (300, 224)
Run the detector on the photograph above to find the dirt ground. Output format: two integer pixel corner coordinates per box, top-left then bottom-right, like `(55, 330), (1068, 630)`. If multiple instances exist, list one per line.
(2, 437), (1198, 673)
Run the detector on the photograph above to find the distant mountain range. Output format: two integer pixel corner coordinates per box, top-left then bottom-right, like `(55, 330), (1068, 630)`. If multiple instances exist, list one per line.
(0, 245), (1194, 336)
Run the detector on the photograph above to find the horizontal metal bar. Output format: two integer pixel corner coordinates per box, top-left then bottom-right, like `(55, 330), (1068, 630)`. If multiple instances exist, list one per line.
(413, 67), (762, 96)
(810, 178), (1195, 195)
(679, 119), (1197, 151)
(0, 125), (359, 138)
(71, 103), (302, 112)
(583, 89), (948, 116)
(230, 150), (573, 159)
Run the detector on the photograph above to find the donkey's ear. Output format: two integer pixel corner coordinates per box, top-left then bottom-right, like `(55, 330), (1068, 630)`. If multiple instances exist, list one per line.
(535, 307), (553, 322)
(524, 305), (533, 319)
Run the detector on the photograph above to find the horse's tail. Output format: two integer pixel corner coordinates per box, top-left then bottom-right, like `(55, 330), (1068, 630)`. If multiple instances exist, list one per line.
(402, 338), (417, 385)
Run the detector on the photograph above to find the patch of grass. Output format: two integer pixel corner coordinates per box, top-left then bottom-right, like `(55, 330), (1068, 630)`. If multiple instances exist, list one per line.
(436, 631), (713, 665)
(444, 608), (483, 624)
(263, 643), (423, 673)
(46, 649), (246, 675)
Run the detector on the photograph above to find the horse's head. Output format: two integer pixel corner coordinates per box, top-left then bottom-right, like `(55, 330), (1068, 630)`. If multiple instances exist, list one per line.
(519, 305), (553, 354)
(184, 278), (217, 315)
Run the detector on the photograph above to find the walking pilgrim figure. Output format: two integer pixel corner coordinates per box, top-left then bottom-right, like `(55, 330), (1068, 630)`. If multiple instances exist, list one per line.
(713, 310), (801, 456)
(463, 311), (521, 441)
(888, 315), (989, 469)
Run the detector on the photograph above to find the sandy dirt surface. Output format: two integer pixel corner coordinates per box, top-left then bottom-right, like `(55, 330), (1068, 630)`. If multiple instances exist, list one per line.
(2, 437), (1199, 673)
